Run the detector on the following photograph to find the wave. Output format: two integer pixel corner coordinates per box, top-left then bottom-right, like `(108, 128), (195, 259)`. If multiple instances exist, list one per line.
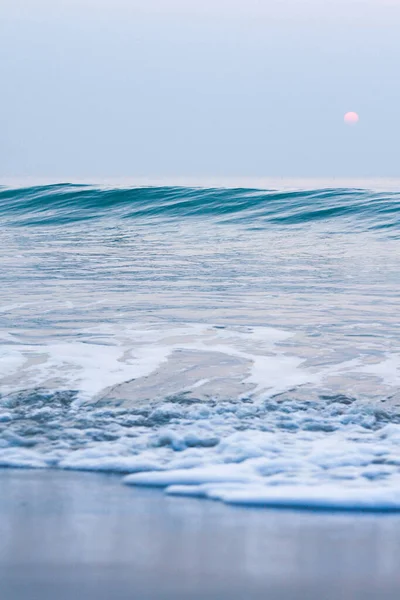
(0, 184), (400, 231)
(2, 386), (400, 511)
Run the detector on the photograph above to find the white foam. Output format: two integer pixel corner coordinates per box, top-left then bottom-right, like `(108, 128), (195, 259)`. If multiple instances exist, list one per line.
(2, 381), (400, 510)
(124, 465), (260, 487)
(0, 323), (310, 401)
(0, 449), (48, 469)
(0, 348), (26, 378)
(169, 338), (316, 398)
(0, 341), (172, 401)
(220, 485), (400, 511)
(8, 321), (393, 407)
(356, 354), (400, 387)
(245, 353), (318, 395)
(2, 322), (400, 512)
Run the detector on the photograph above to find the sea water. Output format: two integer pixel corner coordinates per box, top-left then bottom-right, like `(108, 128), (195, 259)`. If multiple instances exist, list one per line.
(1, 181), (400, 509)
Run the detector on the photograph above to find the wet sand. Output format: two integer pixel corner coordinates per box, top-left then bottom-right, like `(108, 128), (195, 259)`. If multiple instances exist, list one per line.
(1, 469), (400, 599)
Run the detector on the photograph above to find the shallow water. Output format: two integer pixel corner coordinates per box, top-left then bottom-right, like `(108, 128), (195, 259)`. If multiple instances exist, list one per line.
(2, 470), (400, 600)
(1, 183), (400, 509)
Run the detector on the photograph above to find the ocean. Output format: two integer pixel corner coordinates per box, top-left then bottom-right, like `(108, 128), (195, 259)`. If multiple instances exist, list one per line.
(1, 181), (400, 510)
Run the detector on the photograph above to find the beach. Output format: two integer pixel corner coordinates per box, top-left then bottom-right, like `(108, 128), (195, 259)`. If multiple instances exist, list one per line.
(2, 469), (400, 600)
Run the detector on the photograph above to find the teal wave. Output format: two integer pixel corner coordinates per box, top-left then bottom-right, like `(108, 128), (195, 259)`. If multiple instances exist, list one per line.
(0, 184), (399, 231)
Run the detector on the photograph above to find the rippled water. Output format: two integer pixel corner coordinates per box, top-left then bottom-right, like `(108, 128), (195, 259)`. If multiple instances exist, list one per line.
(1, 183), (400, 509)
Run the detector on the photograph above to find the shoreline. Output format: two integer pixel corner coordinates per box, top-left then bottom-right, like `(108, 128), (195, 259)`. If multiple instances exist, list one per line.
(1, 469), (400, 599)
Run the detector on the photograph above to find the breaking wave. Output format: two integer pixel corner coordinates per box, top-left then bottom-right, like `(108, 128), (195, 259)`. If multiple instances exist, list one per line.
(0, 184), (400, 231)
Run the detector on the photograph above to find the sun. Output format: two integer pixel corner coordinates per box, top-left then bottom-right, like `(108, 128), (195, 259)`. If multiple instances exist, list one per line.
(344, 112), (359, 125)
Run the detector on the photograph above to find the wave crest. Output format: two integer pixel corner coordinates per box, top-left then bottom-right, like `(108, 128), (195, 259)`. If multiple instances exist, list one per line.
(0, 184), (399, 231)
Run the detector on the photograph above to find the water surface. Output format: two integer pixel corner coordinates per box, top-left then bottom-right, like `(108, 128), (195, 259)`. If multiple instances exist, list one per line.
(1, 183), (400, 508)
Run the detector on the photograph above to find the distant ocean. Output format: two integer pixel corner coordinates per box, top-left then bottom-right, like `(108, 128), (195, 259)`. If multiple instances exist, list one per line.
(1, 181), (400, 510)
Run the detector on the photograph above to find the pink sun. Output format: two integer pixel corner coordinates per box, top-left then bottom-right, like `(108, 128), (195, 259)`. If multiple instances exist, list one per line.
(344, 112), (359, 125)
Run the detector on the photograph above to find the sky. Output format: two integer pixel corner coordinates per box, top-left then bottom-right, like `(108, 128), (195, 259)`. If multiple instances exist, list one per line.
(1, 0), (400, 180)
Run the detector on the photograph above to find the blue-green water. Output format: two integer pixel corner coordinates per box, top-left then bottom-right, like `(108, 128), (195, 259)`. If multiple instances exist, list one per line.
(1, 183), (400, 509)
(1, 184), (400, 229)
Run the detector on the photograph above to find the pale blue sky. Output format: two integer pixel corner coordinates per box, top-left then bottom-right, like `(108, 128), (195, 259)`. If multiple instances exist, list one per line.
(1, 0), (399, 179)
